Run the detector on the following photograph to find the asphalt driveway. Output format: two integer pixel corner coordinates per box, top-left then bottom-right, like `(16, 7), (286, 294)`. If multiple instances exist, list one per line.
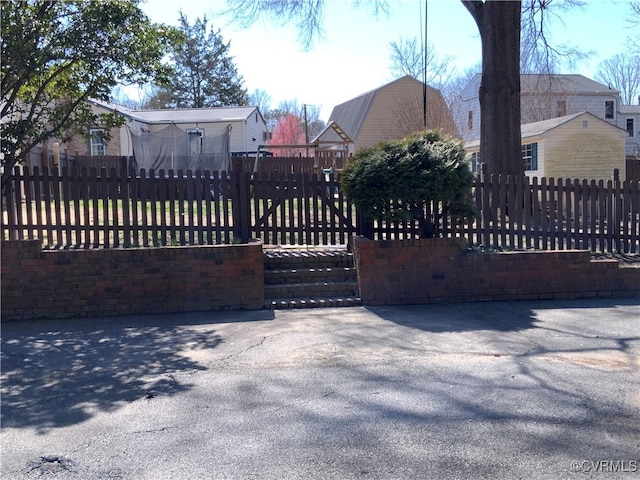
(1, 298), (639, 479)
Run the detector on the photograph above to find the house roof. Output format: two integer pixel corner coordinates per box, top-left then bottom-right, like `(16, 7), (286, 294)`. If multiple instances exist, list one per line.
(128, 106), (261, 124)
(327, 76), (436, 141)
(327, 86), (376, 141)
(619, 104), (640, 114)
(520, 74), (618, 95)
(462, 73), (618, 99)
(88, 98), (263, 125)
(464, 111), (627, 149)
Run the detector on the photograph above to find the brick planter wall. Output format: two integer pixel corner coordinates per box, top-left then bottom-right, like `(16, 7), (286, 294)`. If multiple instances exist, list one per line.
(352, 236), (640, 305)
(1, 240), (264, 321)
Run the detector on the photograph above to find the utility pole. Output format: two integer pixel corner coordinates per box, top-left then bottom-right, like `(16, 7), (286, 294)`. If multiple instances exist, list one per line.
(304, 104), (309, 157)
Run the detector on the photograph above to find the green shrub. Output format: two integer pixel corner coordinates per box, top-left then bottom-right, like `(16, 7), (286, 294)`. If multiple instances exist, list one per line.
(341, 130), (475, 238)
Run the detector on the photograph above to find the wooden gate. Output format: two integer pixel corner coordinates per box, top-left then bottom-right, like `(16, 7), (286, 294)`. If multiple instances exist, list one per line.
(249, 171), (357, 246)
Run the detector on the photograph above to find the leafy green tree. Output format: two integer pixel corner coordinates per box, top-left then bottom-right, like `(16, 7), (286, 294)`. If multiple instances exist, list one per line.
(1, 0), (176, 187)
(341, 130), (475, 238)
(144, 13), (248, 108)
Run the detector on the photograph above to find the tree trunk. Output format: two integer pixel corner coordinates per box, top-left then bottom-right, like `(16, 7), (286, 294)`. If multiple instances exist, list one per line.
(463, 0), (523, 177)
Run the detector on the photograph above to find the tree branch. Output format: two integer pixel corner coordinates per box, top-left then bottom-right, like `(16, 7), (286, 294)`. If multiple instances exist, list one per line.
(461, 0), (484, 29)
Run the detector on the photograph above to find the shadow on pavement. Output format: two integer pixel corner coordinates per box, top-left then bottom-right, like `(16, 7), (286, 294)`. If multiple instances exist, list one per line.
(0, 311), (244, 433)
(364, 297), (639, 333)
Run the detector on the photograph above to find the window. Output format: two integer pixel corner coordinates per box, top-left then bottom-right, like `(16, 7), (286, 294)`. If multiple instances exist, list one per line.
(627, 118), (635, 137)
(522, 142), (538, 171)
(556, 100), (567, 117)
(469, 152), (479, 173)
(186, 128), (204, 156)
(89, 128), (105, 156)
(467, 111), (473, 130)
(604, 100), (615, 120)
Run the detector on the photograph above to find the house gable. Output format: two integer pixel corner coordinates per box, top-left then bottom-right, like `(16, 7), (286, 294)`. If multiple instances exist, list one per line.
(328, 76), (458, 153)
(542, 112), (626, 180)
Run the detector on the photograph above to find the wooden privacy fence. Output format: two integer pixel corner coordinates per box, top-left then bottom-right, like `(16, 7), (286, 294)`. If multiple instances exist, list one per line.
(2, 167), (639, 253)
(465, 175), (640, 253)
(2, 167), (236, 248)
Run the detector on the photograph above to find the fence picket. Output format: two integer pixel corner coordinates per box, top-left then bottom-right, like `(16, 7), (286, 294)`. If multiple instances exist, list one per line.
(631, 180), (639, 250)
(120, 169), (130, 247)
(13, 167), (24, 241)
(23, 167), (35, 242)
(130, 172), (140, 247)
(606, 179), (614, 252)
(295, 173), (305, 244)
(302, 173), (312, 245)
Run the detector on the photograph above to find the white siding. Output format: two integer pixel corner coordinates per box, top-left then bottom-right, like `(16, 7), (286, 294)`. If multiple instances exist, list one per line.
(568, 94), (619, 123)
(119, 125), (133, 156)
(457, 75), (622, 142)
(242, 110), (268, 153)
(458, 74), (482, 142)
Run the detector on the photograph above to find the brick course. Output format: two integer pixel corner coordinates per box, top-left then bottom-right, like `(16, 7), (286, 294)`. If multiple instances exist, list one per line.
(353, 236), (640, 305)
(1, 239), (264, 321)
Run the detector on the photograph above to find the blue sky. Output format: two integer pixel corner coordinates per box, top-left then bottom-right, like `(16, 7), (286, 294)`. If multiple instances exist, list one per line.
(138, 0), (635, 121)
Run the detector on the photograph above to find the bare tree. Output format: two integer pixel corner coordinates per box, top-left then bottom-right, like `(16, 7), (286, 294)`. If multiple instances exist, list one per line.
(520, 0), (590, 74)
(381, 86), (460, 141)
(389, 39), (456, 89)
(249, 89), (273, 116)
(627, 1), (640, 54)
(595, 54), (640, 105)
(225, 0), (580, 176)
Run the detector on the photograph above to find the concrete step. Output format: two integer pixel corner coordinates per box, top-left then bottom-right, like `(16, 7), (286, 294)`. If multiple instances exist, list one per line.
(264, 266), (356, 285)
(265, 281), (358, 298)
(263, 248), (360, 310)
(264, 249), (354, 270)
(264, 296), (362, 310)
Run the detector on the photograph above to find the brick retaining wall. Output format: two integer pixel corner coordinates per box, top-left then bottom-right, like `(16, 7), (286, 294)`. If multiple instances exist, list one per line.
(1, 240), (264, 321)
(353, 236), (640, 305)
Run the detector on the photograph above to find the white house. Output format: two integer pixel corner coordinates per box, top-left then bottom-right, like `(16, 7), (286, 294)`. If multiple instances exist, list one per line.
(53, 100), (270, 172)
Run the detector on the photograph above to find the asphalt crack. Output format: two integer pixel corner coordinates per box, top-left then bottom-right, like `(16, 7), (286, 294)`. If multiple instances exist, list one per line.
(219, 336), (267, 361)
(218, 331), (295, 362)
(272, 389), (336, 415)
